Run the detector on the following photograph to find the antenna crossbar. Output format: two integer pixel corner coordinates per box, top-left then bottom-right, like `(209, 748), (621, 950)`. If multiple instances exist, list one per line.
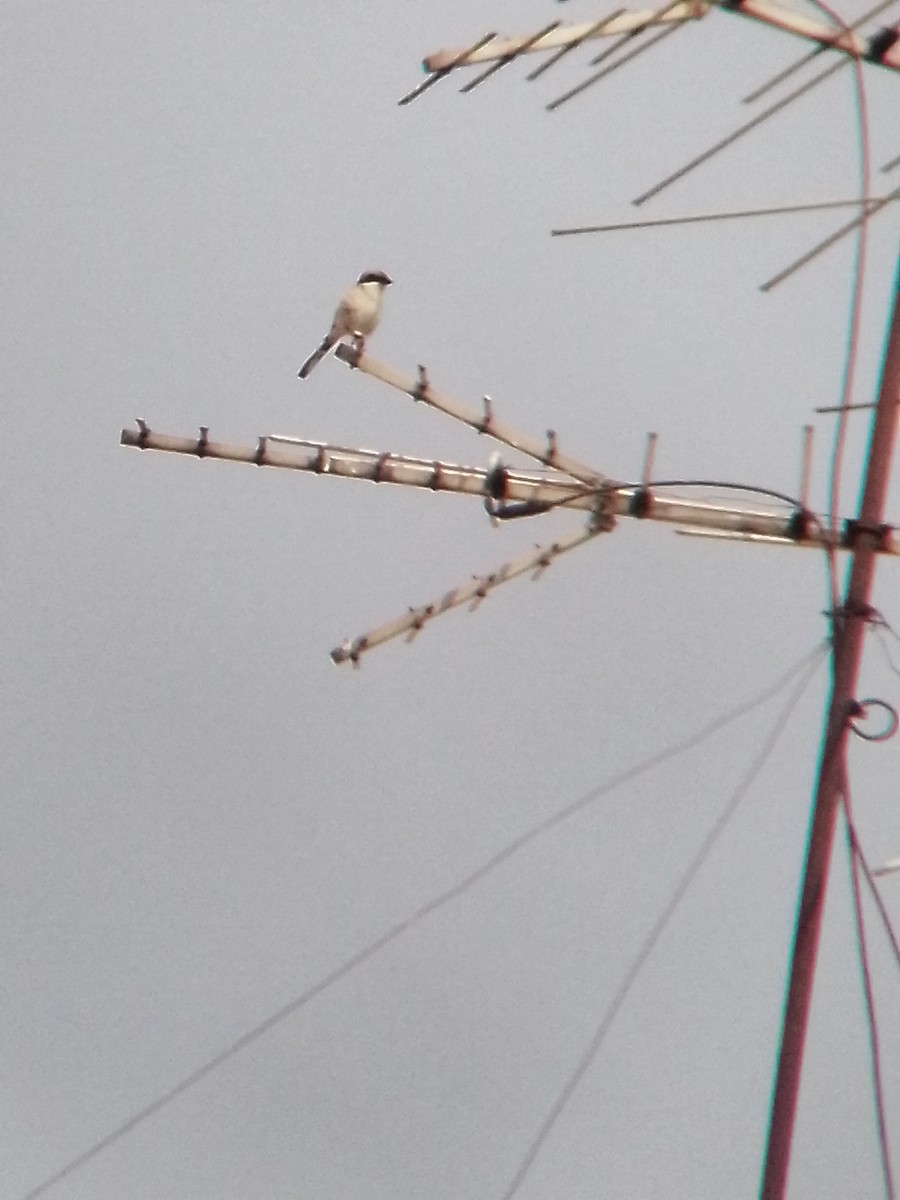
(329, 523), (607, 665)
(119, 422), (900, 556)
(118, 427), (585, 506)
(420, 1), (900, 78)
(422, 5), (708, 72)
(334, 346), (610, 487)
(120, 415), (900, 665)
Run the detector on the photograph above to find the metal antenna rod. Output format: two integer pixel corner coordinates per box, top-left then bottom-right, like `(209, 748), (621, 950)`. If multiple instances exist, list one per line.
(798, 425), (814, 510)
(548, 16), (688, 109)
(761, 184), (900, 291)
(761, 252), (900, 1200)
(642, 432), (658, 486)
(884, 151), (900, 172)
(548, 0), (689, 110)
(633, 54), (849, 206)
(398, 32), (498, 105)
(551, 196), (899, 236)
(741, 0), (899, 103)
(461, 22), (560, 92)
(815, 401), (876, 412)
(526, 11), (626, 81)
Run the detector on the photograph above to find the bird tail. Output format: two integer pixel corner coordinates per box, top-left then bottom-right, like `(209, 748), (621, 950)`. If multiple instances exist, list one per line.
(298, 336), (337, 380)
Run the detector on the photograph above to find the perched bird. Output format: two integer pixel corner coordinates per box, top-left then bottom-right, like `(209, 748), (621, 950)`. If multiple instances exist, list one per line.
(297, 270), (392, 379)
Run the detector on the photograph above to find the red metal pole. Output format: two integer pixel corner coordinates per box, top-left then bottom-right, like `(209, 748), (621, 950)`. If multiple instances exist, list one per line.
(761, 254), (900, 1199)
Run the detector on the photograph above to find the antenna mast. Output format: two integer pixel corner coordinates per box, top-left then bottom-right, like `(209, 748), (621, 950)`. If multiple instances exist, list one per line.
(761, 255), (900, 1200)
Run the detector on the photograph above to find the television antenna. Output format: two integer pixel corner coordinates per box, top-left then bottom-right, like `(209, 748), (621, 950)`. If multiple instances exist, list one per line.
(122, 344), (898, 671)
(118, 5), (900, 1199)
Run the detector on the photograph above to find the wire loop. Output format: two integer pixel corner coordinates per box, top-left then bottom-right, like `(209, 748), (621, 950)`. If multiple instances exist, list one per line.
(849, 697), (899, 741)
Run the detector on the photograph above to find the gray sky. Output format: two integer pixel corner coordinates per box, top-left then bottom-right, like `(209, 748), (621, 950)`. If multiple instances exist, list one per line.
(3, 2), (900, 1197)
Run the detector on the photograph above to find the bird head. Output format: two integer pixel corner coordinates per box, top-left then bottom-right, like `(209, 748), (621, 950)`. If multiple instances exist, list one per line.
(357, 271), (392, 287)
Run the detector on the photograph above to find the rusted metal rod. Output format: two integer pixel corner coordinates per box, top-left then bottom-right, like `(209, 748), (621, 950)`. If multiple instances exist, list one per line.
(761, 252), (900, 1199)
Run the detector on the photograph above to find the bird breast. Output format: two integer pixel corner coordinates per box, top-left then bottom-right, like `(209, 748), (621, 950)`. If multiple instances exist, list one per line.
(343, 283), (383, 336)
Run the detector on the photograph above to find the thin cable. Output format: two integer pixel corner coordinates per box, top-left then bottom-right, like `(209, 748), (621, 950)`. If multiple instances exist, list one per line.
(21, 641), (828, 1200)
(597, 477), (804, 509)
(482, 475), (805, 525)
(876, 613), (900, 647)
(576, 478), (802, 515)
(500, 646), (826, 1200)
(841, 775), (896, 1198)
(845, 796), (900, 974)
(849, 830), (900, 979)
(873, 628), (900, 678)
(636, 478), (800, 506)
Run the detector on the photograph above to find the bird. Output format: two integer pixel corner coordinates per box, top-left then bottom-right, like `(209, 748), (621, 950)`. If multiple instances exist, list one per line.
(297, 270), (393, 379)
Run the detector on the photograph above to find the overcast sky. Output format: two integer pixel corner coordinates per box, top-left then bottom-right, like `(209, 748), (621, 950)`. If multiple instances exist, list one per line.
(3, 2), (900, 1197)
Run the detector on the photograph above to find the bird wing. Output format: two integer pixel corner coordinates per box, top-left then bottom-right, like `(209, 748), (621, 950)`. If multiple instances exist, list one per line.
(330, 296), (356, 339)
